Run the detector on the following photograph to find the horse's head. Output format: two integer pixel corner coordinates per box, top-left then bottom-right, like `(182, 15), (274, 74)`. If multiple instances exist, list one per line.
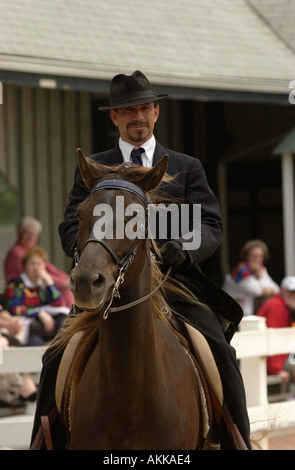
(70, 149), (168, 311)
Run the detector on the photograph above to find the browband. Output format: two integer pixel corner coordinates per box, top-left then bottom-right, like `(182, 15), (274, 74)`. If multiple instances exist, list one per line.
(91, 179), (150, 207)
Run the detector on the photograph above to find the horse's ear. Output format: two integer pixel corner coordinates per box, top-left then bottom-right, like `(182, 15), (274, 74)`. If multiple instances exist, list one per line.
(77, 148), (102, 191)
(140, 154), (169, 192)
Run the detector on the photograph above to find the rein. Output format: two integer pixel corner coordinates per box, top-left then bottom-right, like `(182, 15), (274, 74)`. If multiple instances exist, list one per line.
(104, 267), (171, 319)
(74, 178), (171, 320)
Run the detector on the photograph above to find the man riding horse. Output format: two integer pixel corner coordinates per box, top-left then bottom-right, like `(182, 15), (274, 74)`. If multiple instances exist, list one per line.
(32, 70), (251, 450)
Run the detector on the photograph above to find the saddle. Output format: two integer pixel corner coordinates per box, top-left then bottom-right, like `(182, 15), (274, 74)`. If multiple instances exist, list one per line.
(168, 314), (248, 450)
(169, 315), (222, 448)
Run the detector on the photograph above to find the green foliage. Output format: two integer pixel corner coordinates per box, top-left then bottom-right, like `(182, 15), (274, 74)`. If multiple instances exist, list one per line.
(0, 172), (19, 225)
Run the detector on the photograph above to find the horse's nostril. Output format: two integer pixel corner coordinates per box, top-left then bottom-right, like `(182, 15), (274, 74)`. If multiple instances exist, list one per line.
(91, 274), (105, 291)
(71, 270), (107, 309)
(71, 271), (105, 292)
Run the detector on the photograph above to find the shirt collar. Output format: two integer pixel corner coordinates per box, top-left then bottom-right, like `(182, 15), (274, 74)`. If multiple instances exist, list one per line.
(20, 272), (44, 289)
(119, 135), (156, 166)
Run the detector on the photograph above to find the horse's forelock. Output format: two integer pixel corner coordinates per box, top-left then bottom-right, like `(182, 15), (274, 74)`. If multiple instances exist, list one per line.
(90, 162), (151, 190)
(89, 162), (173, 204)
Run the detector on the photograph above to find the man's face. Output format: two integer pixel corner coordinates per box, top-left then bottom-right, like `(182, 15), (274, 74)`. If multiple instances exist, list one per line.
(19, 227), (39, 249)
(24, 255), (46, 283)
(110, 103), (160, 146)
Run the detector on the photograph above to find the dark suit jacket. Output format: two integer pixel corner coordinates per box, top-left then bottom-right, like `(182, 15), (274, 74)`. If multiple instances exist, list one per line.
(58, 141), (243, 340)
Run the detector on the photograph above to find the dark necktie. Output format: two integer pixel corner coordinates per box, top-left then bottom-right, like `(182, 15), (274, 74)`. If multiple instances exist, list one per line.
(130, 147), (144, 166)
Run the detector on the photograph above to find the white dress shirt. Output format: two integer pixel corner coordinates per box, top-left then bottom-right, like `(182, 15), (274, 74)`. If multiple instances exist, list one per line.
(119, 135), (156, 168)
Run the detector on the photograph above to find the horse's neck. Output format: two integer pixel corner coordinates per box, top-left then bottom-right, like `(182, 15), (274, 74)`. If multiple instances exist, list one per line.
(100, 293), (155, 352)
(97, 270), (159, 389)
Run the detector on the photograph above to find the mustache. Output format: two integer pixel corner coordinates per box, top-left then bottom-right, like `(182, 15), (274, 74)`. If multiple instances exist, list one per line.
(128, 120), (147, 128)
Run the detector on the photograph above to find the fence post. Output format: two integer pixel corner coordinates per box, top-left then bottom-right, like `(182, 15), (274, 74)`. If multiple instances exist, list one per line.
(239, 316), (268, 407)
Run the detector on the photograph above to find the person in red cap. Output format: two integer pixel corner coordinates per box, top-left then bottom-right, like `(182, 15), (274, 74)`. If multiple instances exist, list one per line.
(257, 276), (295, 382)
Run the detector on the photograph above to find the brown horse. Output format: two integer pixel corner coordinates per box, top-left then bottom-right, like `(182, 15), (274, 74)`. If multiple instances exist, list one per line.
(55, 149), (220, 450)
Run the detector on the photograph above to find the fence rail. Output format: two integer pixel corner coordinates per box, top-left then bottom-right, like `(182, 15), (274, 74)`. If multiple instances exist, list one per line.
(1, 316), (295, 449)
(231, 315), (295, 445)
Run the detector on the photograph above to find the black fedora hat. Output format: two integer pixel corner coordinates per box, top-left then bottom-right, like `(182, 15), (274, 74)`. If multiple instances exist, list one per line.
(98, 70), (168, 111)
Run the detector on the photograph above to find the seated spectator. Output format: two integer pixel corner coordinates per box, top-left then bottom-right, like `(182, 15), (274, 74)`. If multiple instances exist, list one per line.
(222, 239), (279, 316)
(0, 369), (37, 411)
(0, 305), (23, 345)
(4, 216), (74, 308)
(2, 246), (69, 346)
(0, 324), (37, 412)
(0, 358), (26, 413)
(257, 276), (295, 383)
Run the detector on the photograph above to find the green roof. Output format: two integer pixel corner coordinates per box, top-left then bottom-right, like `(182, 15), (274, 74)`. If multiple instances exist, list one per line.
(273, 127), (295, 155)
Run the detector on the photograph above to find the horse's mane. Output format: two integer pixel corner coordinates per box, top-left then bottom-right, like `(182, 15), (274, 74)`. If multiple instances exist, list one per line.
(48, 162), (208, 383)
(86, 160), (180, 204)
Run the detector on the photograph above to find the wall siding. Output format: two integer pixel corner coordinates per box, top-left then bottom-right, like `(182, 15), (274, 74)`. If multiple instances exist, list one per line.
(0, 84), (91, 275)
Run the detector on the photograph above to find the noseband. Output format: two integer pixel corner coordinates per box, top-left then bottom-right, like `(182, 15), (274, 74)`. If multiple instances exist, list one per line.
(74, 179), (170, 319)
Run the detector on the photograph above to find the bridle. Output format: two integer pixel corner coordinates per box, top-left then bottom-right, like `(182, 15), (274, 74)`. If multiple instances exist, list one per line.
(73, 179), (170, 319)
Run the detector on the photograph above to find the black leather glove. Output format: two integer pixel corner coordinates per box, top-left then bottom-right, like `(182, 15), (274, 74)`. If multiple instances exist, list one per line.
(161, 240), (187, 273)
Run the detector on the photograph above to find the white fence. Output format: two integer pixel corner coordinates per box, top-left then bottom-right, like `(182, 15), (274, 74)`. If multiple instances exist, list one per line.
(1, 317), (295, 449)
(0, 346), (45, 449)
(232, 316), (295, 442)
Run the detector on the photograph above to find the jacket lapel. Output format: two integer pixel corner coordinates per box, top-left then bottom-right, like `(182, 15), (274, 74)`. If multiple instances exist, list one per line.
(152, 142), (169, 165)
(108, 144), (124, 165)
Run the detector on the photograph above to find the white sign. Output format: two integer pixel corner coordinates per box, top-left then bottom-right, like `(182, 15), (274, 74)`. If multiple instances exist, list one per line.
(289, 80), (295, 104)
